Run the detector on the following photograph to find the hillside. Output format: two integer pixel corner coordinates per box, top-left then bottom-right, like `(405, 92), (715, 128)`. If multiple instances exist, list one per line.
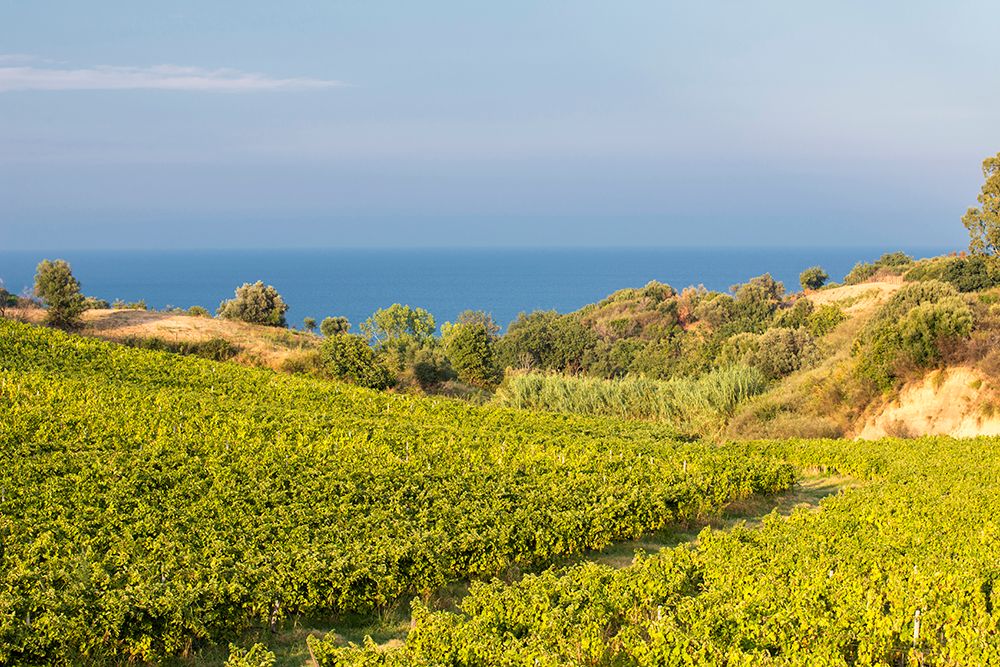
(15, 306), (319, 369)
(0, 319), (792, 664)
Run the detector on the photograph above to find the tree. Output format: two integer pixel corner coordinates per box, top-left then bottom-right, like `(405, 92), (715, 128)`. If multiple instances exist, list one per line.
(303, 317), (317, 333)
(731, 274), (784, 330)
(0, 282), (14, 318)
(320, 334), (395, 390)
(34, 259), (86, 328)
(445, 321), (502, 389)
(320, 316), (350, 337)
(799, 266), (829, 291)
(963, 152), (1000, 255)
(361, 304), (435, 345)
(216, 281), (288, 327)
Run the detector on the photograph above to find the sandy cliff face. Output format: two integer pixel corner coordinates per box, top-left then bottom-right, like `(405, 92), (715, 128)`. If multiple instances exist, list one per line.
(856, 367), (1000, 439)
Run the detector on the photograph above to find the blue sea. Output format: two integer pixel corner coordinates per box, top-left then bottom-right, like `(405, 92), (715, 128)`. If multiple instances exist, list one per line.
(0, 246), (952, 331)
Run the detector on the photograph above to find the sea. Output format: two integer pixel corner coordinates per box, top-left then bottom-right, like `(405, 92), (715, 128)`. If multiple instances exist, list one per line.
(0, 246), (953, 331)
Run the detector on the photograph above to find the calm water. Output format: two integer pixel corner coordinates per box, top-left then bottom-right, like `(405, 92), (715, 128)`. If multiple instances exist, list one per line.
(0, 247), (951, 330)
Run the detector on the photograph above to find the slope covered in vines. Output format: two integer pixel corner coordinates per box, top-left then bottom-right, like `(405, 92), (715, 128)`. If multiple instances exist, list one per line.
(312, 436), (1000, 665)
(0, 320), (793, 664)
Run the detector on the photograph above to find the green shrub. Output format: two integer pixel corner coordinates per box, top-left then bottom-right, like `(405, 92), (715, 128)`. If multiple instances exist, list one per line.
(82, 296), (110, 310)
(217, 282), (288, 327)
(120, 336), (239, 362)
(772, 298), (814, 329)
(731, 274), (784, 330)
(746, 328), (819, 380)
(444, 322), (501, 389)
(496, 311), (597, 372)
(806, 304), (847, 337)
(844, 252), (913, 285)
(34, 259), (86, 329)
(692, 293), (736, 328)
(716, 332), (762, 367)
(799, 266), (829, 291)
(302, 317), (317, 333)
(411, 347), (455, 390)
(187, 305), (210, 317)
(320, 334), (395, 390)
(854, 280), (972, 389)
(320, 316), (350, 337)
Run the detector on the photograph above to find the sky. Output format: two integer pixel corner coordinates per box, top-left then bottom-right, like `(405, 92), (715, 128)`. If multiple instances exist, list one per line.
(0, 1), (997, 250)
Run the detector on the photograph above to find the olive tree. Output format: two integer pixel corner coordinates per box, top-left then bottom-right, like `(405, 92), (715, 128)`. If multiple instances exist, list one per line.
(34, 259), (86, 328)
(217, 281), (288, 327)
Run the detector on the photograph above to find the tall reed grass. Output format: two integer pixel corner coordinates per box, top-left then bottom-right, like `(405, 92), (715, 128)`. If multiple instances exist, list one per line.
(494, 365), (768, 436)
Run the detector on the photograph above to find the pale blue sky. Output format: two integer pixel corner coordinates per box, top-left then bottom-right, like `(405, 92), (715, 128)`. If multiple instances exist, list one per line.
(1, 1), (996, 249)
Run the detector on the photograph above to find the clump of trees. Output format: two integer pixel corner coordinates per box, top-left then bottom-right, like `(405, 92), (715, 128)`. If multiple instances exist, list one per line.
(843, 252), (913, 285)
(34, 259), (86, 329)
(217, 281), (288, 327)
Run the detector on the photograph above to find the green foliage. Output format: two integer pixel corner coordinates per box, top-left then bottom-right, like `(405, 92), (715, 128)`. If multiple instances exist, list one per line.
(799, 266), (829, 291)
(187, 305), (210, 317)
(361, 304), (435, 345)
(81, 296), (110, 310)
(112, 299), (147, 310)
(962, 152), (1000, 255)
(443, 321), (501, 390)
(225, 643), (276, 667)
(313, 436), (1000, 666)
(691, 293), (736, 329)
(0, 284), (13, 317)
(119, 335), (240, 362)
(806, 303), (847, 337)
(320, 333), (395, 389)
(302, 317), (317, 333)
(33, 259), (86, 328)
(844, 252), (914, 285)
(746, 327), (819, 380)
(905, 255), (1000, 293)
(494, 365), (768, 435)
(410, 346), (454, 390)
(772, 298), (814, 329)
(731, 274), (784, 331)
(320, 316), (351, 337)
(0, 320), (792, 662)
(496, 311), (597, 372)
(854, 281), (972, 389)
(217, 281), (288, 327)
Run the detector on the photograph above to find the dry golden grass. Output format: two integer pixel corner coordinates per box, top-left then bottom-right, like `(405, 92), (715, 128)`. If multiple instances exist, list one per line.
(18, 307), (320, 370)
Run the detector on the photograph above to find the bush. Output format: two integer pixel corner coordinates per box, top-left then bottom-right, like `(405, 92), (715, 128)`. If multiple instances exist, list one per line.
(799, 266), (829, 291)
(34, 259), (86, 328)
(746, 328), (819, 380)
(119, 336), (240, 362)
(320, 316), (350, 337)
(898, 298), (974, 366)
(361, 304), (436, 344)
(844, 252), (914, 285)
(731, 274), (784, 330)
(320, 334), (395, 390)
(187, 305), (210, 317)
(772, 298), (814, 329)
(302, 317), (317, 333)
(82, 296), (110, 310)
(279, 349), (325, 376)
(496, 311), (598, 372)
(217, 281), (288, 327)
(411, 347), (455, 390)
(854, 280), (972, 389)
(806, 304), (847, 337)
(692, 293), (736, 328)
(444, 322), (502, 390)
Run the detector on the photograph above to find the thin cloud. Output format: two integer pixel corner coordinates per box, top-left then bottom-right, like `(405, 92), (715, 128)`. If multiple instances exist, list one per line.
(0, 59), (343, 92)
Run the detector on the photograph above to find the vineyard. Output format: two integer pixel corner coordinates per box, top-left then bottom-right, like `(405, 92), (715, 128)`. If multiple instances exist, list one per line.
(0, 320), (793, 664)
(312, 436), (1000, 665)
